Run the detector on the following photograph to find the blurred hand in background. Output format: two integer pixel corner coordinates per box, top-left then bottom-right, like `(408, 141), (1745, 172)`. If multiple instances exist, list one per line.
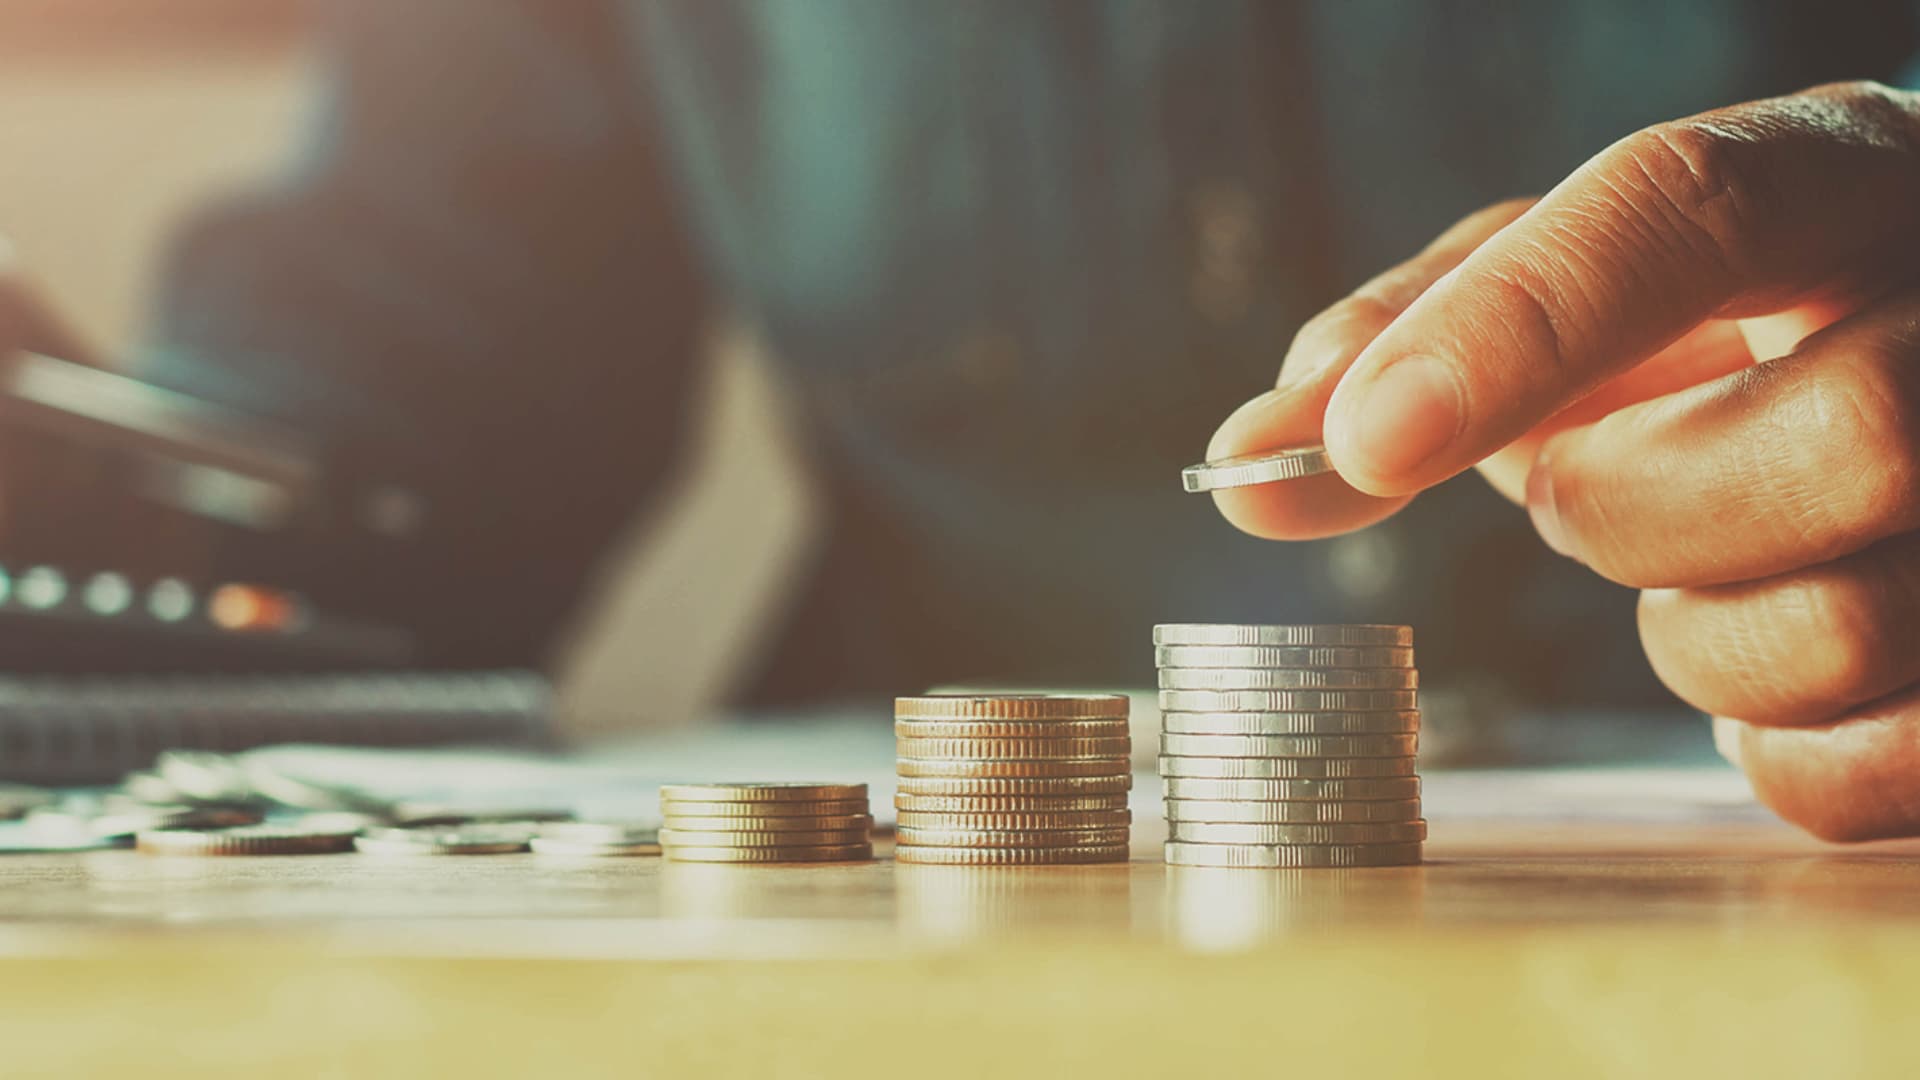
(0, 235), (96, 367)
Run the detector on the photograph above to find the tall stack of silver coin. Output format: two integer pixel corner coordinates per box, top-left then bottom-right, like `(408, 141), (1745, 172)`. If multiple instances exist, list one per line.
(1155, 624), (1424, 868)
(894, 694), (1132, 865)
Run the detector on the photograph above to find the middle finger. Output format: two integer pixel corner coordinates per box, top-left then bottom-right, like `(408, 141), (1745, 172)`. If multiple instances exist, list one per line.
(1638, 532), (1920, 727)
(1523, 287), (1920, 589)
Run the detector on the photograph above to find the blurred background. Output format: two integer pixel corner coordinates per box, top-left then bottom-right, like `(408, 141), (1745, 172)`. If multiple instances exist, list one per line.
(7, 0), (1908, 785)
(0, 0), (820, 756)
(0, 3), (305, 351)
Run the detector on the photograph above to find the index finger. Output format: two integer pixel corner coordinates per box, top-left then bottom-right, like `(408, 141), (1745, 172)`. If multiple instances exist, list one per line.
(1322, 81), (1920, 496)
(1207, 199), (1534, 539)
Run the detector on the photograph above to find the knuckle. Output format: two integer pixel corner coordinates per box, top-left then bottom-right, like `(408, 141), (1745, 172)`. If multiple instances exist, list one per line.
(1539, 424), (1654, 586)
(1639, 589), (1782, 716)
(1615, 120), (1768, 275)
(1466, 259), (1577, 374)
(1792, 575), (1895, 701)
(1806, 358), (1920, 536)
(1803, 79), (1916, 134)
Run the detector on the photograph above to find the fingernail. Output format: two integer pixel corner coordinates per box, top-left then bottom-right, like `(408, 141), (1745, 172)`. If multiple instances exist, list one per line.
(1525, 454), (1577, 559)
(1712, 716), (1745, 768)
(1331, 355), (1464, 484)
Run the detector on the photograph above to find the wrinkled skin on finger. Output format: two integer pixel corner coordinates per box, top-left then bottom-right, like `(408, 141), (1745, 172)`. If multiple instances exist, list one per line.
(1210, 83), (1920, 842)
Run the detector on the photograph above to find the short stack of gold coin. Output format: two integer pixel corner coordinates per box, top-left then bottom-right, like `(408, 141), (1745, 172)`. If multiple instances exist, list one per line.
(658, 782), (874, 863)
(1155, 624), (1424, 868)
(894, 694), (1132, 865)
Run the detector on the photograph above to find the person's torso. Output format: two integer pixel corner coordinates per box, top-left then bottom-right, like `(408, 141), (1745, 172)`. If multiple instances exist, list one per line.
(625, 0), (1920, 702)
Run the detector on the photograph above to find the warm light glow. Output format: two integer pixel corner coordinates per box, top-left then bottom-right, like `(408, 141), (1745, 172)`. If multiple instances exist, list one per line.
(208, 583), (301, 633)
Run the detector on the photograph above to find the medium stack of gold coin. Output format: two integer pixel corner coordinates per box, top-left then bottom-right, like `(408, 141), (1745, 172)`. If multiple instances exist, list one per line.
(894, 694), (1132, 865)
(1155, 624), (1424, 868)
(658, 782), (874, 863)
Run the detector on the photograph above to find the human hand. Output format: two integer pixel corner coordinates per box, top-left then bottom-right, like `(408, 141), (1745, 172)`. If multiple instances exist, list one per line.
(0, 235), (95, 365)
(1210, 82), (1920, 840)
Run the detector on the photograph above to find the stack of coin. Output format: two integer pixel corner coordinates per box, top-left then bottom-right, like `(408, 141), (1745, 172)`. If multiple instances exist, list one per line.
(894, 694), (1132, 865)
(1155, 625), (1424, 868)
(658, 783), (874, 863)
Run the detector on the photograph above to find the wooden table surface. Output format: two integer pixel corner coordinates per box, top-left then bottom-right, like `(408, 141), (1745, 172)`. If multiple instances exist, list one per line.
(3, 810), (1919, 1078)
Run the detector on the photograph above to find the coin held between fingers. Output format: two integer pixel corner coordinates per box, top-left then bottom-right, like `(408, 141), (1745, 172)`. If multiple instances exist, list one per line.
(1181, 445), (1336, 492)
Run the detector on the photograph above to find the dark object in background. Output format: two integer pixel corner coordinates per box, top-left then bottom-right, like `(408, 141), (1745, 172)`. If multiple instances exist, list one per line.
(0, 350), (423, 673)
(0, 669), (551, 784)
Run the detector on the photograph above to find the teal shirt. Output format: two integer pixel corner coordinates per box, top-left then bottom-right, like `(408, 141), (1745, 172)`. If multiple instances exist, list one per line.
(144, 1), (1920, 704)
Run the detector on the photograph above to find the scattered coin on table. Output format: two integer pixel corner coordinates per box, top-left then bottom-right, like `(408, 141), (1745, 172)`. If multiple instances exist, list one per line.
(353, 826), (535, 856)
(529, 823), (661, 857)
(136, 824), (359, 856)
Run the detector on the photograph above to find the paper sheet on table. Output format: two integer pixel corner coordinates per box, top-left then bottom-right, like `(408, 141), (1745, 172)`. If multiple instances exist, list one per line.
(229, 713), (1765, 828)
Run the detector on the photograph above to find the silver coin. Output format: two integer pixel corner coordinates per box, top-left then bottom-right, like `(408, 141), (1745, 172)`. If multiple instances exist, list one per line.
(81, 803), (265, 839)
(537, 822), (660, 846)
(1181, 445), (1335, 492)
(893, 718), (1130, 740)
(1155, 645), (1414, 669)
(156, 750), (257, 804)
(896, 775), (1133, 797)
(1154, 625), (1413, 648)
(1159, 689), (1417, 713)
(893, 792), (1130, 814)
(659, 826), (872, 848)
(119, 771), (187, 807)
(1158, 732), (1418, 758)
(1168, 820), (1427, 845)
(530, 836), (662, 857)
(893, 826), (1131, 849)
(895, 808), (1131, 831)
(242, 759), (392, 815)
(290, 812), (386, 835)
(354, 826), (533, 855)
(894, 734), (1134, 760)
(1159, 776), (1422, 801)
(1161, 710), (1420, 735)
(658, 782), (869, 803)
(894, 844), (1128, 866)
(660, 814), (874, 833)
(1159, 756), (1417, 779)
(1157, 667), (1418, 691)
(1165, 798), (1423, 824)
(1163, 841), (1423, 868)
